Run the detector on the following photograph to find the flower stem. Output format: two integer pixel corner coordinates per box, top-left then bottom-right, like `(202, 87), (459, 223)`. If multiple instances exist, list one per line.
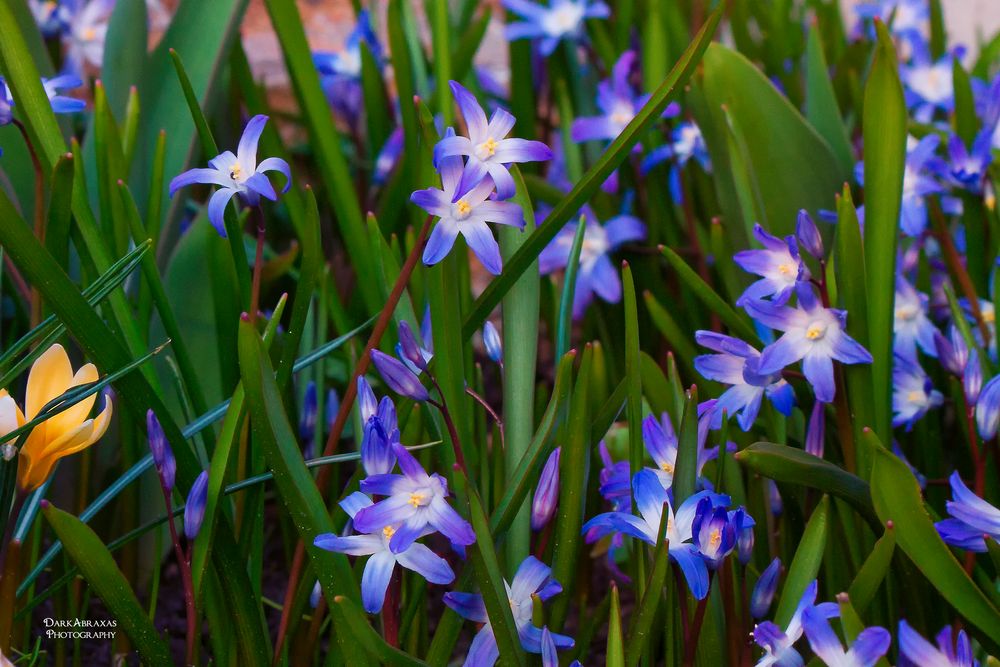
(249, 206), (266, 325)
(683, 575), (712, 667)
(13, 120), (45, 327)
(160, 484), (198, 666)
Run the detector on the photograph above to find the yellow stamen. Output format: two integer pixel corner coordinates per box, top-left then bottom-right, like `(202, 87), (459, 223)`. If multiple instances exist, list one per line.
(709, 529), (721, 548)
(229, 163), (243, 181)
(777, 263), (793, 275)
(906, 390), (923, 403)
(382, 525), (396, 539)
(456, 200), (471, 216)
(661, 462), (674, 474)
(479, 137), (498, 157)
(805, 324), (825, 340)
(408, 492), (425, 508)
(82, 27), (96, 41)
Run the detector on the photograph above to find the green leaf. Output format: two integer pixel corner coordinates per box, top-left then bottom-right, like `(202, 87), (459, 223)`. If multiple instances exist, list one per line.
(42, 503), (172, 666)
(695, 43), (847, 238)
(462, 5), (723, 339)
(774, 495), (830, 628)
(869, 440), (1000, 643)
(237, 320), (358, 603)
(555, 218), (587, 361)
(607, 584), (625, 667)
(735, 442), (880, 530)
(862, 21), (908, 450)
(805, 24), (854, 175)
(501, 167), (541, 566)
(102, 0), (147, 115)
(550, 344), (594, 629)
(623, 263), (644, 477)
(834, 185), (877, 458)
(334, 596), (429, 666)
(659, 245), (760, 344)
(672, 389), (700, 505)
(847, 523), (895, 614)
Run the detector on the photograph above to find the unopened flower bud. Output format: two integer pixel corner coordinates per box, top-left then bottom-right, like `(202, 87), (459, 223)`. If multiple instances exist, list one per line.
(750, 558), (782, 619)
(146, 410), (175, 492)
(184, 470), (209, 540)
(531, 448), (560, 531)
(370, 350), (429, 401)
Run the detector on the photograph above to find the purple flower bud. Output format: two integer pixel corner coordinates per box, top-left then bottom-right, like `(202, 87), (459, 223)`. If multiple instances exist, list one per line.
(184, 470), (209, 540)
(750, 557), (781, 619)
(370, 350), (429, 401)
(146, 410), (175, 492)
(805, 401), (825, 458)
(357, 377), (377, 423)
(732, 508), (755, 565)
(964, 350), (982, 403)
(309, 581), (323, 609)
(299, 381), (318, 441)
(796, 209), (824, 259)
(935, 326), (969, 377)
(483, 321), (503, 364)
(976, 374), (1000, 440)
(397, 321), (429, 373)
(531, 447), (561, 531)
(768, 479), (783, 516)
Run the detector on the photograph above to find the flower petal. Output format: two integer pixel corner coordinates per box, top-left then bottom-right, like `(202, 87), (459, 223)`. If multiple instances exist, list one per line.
(237, 114), (269, 169)
(360, 550), (396, 613)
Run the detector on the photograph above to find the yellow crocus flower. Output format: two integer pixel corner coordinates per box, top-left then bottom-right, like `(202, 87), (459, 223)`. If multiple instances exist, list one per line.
(11, 344), (113, 492)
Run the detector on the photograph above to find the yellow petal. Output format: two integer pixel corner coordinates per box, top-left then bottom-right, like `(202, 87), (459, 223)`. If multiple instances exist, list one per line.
(0, 395), (24, 436)
(16, 396), (112, 492)
(45, 363), (99, 438)
(25, 344), (73, 420)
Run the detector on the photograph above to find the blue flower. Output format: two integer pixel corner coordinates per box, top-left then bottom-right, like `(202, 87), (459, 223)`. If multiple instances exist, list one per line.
(396, 320), (432, 374)
(692, 498), (736, 569)
(943, 130), (993, 194)
(960, 298), (997, 361)
(482, 321), (504, 365)
(412, 127), (525, 275)
(934, 325), (970, 376)
(853, 0), (928, 43)
(901, 44), (955, 121)
(313, 10), (381, 123)
(641, 120), (711, 175)
(801, 606), (890, 667)
(734, 225), (808, 306)
(501, 0), (610, 56)
(299, 381), (318, 457)
(42, 74), (86, 115)
(596, 441), (632, 513)
(796, 210), (824, 260)
(892, 355), (943, 430)
(354, 442), (475, 553)
(531, 447), (560, 530)
(964, 350), (983, 403)
(374, 127), (404, 185)
(582, 469), (730, 599)
(538, 212), (646, 319)
(168, 114), (291, 236)
(694, 331), (795, 431)
(184, 470), (209, 540)
(571, 50), (680, 147)
(434, 81), (552, 200)
(732, 507), (755, 565)
(746, 282), (873, 403)
(898, 620), (978, 667)
(752, 581), (838, 667)
(893, 275), (938, 361)
(444, 556), (574, 666)
(0, 78), (13, 126)
(976, 373), (1000, 440)
(936, 470), (1000, 552)
(640, 411), (727, 489)
(370, 349), (430, 401)
(357, 377), (399, 476)
(750, 558), (781, 620)
(315, 492), (454, 613)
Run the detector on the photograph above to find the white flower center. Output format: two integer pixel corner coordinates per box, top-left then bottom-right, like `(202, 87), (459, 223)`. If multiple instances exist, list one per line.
(895, 304), (918, 321)
(451, 199), (473, 221)
(544, 3), (585, 36)
(805, 321), (827, 341)
(609, 103), (633, 130)
(475, 137), (499, 161)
